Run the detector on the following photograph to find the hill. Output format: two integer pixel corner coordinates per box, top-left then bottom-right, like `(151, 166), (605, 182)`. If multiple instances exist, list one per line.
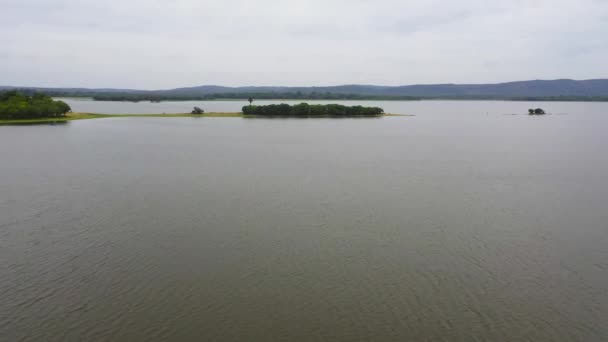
(2, 79), (608, 100)
(155, 79), (608, 97)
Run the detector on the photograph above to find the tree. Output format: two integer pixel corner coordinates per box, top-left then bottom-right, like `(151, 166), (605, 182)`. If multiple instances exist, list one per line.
(248, 97), (253, 105)
(241, 103), (384, 117)
(528, 108), (546, 115)
(0, 91), (71, 119)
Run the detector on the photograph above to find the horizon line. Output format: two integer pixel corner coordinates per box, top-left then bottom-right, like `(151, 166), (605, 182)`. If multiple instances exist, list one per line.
(2, 78), (608, 92)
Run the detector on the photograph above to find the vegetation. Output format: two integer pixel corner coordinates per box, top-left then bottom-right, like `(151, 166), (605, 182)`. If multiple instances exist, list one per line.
(528, 108), (546, 115)
(242, 103), (384, 117)
(5, 79), (608, 102)
(87, 92), (421, 102)
(0, 92), (396, 124)
(83, 93), (608, 103)
(0, 88), (419, 102)
(191, 107), (204, 114)
(0, 91), (71, 119)
(6, 87), (608, 102)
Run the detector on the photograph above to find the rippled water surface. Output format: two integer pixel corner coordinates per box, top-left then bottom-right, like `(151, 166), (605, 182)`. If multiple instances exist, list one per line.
(1, 102), (608, 341)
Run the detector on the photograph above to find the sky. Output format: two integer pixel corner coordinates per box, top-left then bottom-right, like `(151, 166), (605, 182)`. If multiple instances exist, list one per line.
(1, 0), (607, 89)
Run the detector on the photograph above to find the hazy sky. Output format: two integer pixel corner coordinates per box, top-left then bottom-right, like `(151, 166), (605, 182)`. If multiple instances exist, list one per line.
(1, 0), (607, 89)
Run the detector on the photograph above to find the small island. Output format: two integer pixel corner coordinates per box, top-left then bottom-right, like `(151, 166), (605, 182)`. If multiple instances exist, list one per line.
(528, 108), (546, 115)
(191, 107), (205, 114)
(242, 103), (384, 117)
(0, 91), (398, 124)
(0, 91), (71, 120)
(0, 91), (238, 124)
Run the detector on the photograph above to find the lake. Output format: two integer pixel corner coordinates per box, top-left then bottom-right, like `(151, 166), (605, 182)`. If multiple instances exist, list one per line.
(1, 101), (607, 341)
(57, 97), (605, 116)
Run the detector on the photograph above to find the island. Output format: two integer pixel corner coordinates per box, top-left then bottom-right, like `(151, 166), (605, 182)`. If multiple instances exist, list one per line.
(0, 91), (71, 120)
(0, 91), (399, 125)
(528, 108), (546, 115)
(242, 103), (384, 117)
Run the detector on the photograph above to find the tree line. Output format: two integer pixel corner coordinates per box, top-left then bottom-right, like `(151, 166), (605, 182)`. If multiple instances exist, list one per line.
(5, 88), (608, 102)
(0, 91), (71, 119)
(86, 94), (608, 103)
(242, 103), (384, 117)
(89, 92), (421, 102)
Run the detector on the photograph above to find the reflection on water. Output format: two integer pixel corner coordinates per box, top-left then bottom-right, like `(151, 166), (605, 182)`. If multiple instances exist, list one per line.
(1, 105), (608, 341)
(0, 121), (69, 126)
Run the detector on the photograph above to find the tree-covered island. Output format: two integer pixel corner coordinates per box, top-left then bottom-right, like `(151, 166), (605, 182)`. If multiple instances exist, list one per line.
(528, 108), (546, 115)
(242, 103), (384, 117)
(0, 91), (393, 124)
(0, 91), (71, 120)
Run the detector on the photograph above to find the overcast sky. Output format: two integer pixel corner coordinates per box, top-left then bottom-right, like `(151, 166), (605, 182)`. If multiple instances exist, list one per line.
(1, 0), (607, 89)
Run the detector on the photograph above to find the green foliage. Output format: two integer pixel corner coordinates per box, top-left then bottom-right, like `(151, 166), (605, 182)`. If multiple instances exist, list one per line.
(242, 103), (384, 117)
(191, 107), (204, 114)
(0, 91), (71, 119)
(529, 108), (546, 115)
(86, 92), (421, 102)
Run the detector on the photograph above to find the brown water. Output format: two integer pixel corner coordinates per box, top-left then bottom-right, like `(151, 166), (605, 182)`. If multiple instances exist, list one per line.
(1, 104), (608, 341)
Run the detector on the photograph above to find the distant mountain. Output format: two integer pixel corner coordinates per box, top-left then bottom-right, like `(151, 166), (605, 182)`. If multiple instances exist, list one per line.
(3, 79), (608, 99)
(162, 84), (395, 96)
(380, 79), (608, 97)
(0, 86), (141, 93)
(166, 79), (608, 97)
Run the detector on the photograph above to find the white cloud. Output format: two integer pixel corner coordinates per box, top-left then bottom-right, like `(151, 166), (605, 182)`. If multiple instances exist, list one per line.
(1, 0), (607, 88)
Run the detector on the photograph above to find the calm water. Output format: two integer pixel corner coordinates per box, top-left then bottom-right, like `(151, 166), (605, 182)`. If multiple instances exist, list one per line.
(57, 97), (605, 115)
(1, 102), (608, 341)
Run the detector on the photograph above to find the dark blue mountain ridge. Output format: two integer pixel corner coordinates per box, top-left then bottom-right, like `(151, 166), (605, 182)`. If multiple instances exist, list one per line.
(2, 79), (608, 97)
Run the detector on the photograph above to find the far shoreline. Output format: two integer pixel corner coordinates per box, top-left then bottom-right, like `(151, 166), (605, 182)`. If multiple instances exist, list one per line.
(54, 97), (608, 103)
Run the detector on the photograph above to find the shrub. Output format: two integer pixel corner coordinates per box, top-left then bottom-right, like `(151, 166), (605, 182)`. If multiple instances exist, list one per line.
(528, 108), (545, 115)
(191, 107), (204, 114)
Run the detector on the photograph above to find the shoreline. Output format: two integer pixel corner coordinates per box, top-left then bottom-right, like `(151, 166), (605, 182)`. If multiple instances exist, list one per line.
(0, 112), (409, 125)
(0, 112), (242, 125)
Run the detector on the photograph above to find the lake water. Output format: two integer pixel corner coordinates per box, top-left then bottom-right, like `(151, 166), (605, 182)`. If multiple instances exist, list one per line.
(1, 101), (608, 341)
(55, 97), (607, 116)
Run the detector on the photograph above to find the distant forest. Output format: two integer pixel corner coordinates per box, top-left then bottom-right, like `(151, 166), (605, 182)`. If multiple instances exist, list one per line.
(92, 94), (608, 102)
(0, 89), (422, 102)
(90, 92), (422, 102)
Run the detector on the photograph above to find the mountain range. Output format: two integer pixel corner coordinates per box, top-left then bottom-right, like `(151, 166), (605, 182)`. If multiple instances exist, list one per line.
(2, 79), (608, 98)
